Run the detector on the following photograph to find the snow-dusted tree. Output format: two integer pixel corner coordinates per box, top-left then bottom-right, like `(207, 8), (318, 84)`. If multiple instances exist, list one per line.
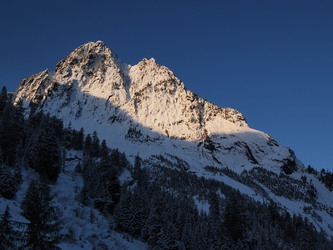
(21, 180), (60, 249)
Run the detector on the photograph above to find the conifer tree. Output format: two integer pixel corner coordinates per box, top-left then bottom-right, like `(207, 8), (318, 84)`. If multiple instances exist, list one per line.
(13, 99), (25, 137)
(0, 103), (18, 166)
(92, 131), (100, 157)
(98, 156), (121, 213)
(84, 133), (93, 155)
(75, 128), (84, 150)
(100, 140), (109, 160)
(21, 180), (60, 249)
(0, 86), (7, 114)
(30, 115), (61, 182)
(114, 188), (133, 233)
(222, 193), (247, 243)
(142, 193), (165, 245)
(208, 190), (222, 248)
(110, 149), (120, 167)
(0, 164), (18, 199)
(0, 97), (24, 166)
(133, 154), (142, 180)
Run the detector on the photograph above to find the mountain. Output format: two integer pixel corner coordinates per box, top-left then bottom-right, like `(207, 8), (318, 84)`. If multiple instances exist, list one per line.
(2, 41), (333, 248)
(15, 41), (297, 175)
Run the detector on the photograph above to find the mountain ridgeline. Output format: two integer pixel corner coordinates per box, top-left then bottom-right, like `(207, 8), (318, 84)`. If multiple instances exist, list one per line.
(1, 41), (333, 249)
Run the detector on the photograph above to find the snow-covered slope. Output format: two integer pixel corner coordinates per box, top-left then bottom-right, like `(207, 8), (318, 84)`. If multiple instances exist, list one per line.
(14, 41), (333, 237)
(0, 151), (146, 249)
(15, 41), (297, 175)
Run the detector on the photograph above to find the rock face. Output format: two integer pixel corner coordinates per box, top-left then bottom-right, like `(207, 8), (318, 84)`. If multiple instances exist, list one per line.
(15, 41), (299, 174)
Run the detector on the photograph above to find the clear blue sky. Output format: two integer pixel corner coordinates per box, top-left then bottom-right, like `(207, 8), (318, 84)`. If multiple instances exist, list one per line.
(1, 0), (332, 170)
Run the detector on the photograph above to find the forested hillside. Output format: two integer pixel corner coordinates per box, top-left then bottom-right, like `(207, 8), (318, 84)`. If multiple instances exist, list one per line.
(1, 85), (333, 249)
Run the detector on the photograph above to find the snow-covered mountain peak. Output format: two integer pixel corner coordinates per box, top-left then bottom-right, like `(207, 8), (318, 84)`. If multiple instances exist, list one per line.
(53, 41), (125, 78)
(7, 41), (333, 247)
(14, 41), (299, 175)
(129, 57), (183, 92)
(75, 40), (110, 56)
